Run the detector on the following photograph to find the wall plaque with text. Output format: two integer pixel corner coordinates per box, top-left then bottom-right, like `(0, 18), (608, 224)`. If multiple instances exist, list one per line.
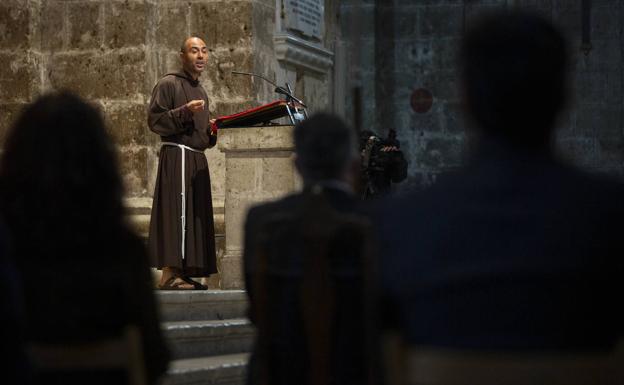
(283, 0), (324, 40)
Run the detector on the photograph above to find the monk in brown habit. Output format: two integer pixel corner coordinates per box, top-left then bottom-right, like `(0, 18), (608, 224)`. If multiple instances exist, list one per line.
(148, 36), (217, 290)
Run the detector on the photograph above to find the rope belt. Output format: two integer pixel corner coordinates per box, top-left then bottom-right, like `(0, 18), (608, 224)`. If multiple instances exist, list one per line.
(161, 142), (204, 261)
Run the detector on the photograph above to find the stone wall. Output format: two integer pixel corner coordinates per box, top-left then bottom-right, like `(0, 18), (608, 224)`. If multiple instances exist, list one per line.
(339, 0), (624, 190)
(0, 0), (339, 287)
(0, 0), (338, 203)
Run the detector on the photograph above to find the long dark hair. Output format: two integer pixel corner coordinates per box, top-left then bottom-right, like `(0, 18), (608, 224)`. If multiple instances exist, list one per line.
(0, 91), (129, 260)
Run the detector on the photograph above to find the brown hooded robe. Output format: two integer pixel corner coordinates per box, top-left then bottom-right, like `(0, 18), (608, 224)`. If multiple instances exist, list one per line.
(147, 70), (217, 277)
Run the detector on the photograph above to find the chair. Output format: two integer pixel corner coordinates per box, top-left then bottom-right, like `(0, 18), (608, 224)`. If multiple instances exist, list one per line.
(28, 325), (147, 385)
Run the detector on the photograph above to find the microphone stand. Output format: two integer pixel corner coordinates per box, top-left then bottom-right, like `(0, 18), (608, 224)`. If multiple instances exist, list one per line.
(231, 71), (308, 124)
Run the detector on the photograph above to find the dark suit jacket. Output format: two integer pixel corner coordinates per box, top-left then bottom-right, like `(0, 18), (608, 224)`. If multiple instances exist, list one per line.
(243, 185), (375, 385)
(377, 142), (624, 351)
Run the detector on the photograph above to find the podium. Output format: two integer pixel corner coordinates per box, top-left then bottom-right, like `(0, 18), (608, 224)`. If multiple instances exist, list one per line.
(212, 98), (307, 289)
(217, 125), (300, 289)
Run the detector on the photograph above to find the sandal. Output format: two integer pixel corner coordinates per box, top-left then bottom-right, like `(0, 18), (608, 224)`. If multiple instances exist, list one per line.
(180, 276), (208, 290)
(157, 276), (197, 290)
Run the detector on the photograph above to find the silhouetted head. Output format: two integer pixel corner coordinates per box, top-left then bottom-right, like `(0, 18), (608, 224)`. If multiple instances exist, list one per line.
(0, 91), (127, 258)
(294, 113), (358, 185)
(460, 11), (568, 148)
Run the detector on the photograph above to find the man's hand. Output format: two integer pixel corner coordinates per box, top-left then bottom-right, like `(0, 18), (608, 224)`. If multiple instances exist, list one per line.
(186, 99), (205, 113)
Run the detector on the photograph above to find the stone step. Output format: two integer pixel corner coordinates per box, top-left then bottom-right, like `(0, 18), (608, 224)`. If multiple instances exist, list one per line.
(163, 319), (255, 360)
(157, 290), (248, 322)
(162, 353), (249, 385)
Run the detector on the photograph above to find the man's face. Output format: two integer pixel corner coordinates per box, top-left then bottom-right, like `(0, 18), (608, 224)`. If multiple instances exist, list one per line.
(180, 37), (207, 76)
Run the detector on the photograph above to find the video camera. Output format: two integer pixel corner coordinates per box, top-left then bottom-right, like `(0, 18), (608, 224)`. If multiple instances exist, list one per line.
(359, 129), (407, 199)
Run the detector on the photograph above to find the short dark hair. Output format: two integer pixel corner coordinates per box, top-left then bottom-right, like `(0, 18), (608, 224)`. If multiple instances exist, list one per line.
(294, 113), (356, 182)
(460, 11), (568, 145)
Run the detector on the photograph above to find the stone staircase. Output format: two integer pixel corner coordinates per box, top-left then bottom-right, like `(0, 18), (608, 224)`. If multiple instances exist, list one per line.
(157, 290), (254, 385)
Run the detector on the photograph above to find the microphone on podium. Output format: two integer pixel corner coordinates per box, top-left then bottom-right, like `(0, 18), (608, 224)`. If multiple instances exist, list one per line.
(231, 71), (307, 108)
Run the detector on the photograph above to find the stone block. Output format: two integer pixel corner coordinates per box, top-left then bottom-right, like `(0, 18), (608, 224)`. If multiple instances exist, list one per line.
(105, 1), (149, 49)
(341, 0), (376, 5)
(590, 5), (620, 40)
(597, 134), (624, 166)
(431, 37), (460, 71)
(156, 3), (189, 50)
(220, 254), (244, 289)
(464, 3), (506, 27)
(226, 155), (258, 193)
(555, 137), (598, 168)
(414, 134), (464, 169)
(104, 102), (148, 146)
(67, 2), (103, 50)
(0, 1), (32, 49)
(396, 0), (464, 5)
(441, 101), (464, 134)
(575, 103), (621, 138)
(190, 1), (252, 48)
(512, 0), (554, 8)
(250, 52), (279, 103)
(552, 2), (581, 43)
(419, 5), (464, 38)
(396, 37), (459, 74)
(574, 39), (622, 72)
(409, 107), (443, 134)
(574, 69), (621, 107)
(339, 3), (374, 39)
(41, 1), (67, 52)
(397, 38), (434, 73)
(206, 146), (226, 203)
(303, 72), (329, 112)
(553, 0), (581, 11)
(251, 1), (276, 50)
(421, 69), (459, 102)
(0, 52), (40, 102)
(218, 126), (294, 153)
(261, 154), (296, 193)
(158, 49), (183, 76)
(0, 102), (26, 146)
(394, 7), (419, 39)
(359, 37), (376, 72)
(119, 146), (149, 197)
(204, 48), (254, 100)
(48, 48), (147, 99)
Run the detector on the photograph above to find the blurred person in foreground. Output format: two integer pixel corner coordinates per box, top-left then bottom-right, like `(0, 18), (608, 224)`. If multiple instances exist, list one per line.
(0, 92), (169, 384)
(376, 11), (624, 385)
(243, 113), (379, 385)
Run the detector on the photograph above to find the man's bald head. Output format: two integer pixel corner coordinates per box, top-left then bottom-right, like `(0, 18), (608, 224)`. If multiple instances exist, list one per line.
(180, 36), (206, 53)
(179, 36), (208, 79)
